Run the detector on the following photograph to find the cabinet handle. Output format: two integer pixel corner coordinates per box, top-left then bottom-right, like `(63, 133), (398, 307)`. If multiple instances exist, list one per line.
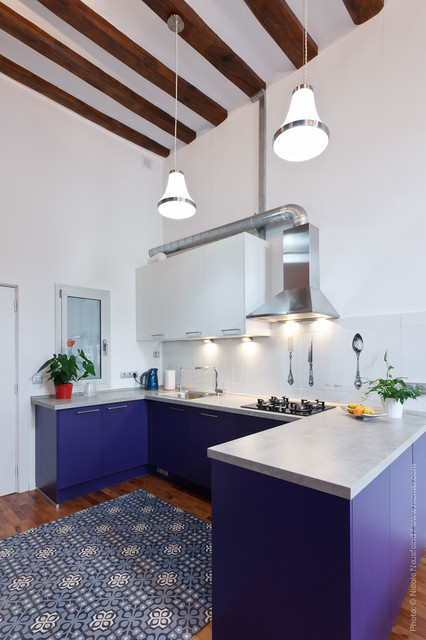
(221, 328), (241, 335)
(185, 331), (201, 336)
(200, 412), (218, 418)
(169, 406), (185, 412)
(107, 405), (128, 410)
(76, 409), (100, 414)
(151, 333), (165, 337)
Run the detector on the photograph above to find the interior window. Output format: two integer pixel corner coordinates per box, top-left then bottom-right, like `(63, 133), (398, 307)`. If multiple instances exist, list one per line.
(55, 284), (111, 387)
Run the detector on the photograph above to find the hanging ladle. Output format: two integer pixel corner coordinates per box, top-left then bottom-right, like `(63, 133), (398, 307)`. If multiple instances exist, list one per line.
(352, 333), (364, 390)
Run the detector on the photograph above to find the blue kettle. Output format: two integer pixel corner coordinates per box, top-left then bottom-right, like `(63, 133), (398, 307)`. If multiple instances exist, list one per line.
(140, 368), (158, 390)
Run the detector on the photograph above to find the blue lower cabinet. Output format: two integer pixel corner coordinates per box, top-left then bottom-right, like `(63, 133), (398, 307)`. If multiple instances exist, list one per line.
(102, 402), (144, 476)
(237, 414), (287, 437)
(35, 400), (148, 504)
(149, 402), (191, 478)
(149, 402), (238, 490)
(413, 433), (426, 566)
(58, 406), (102, 489)
(187, 410), (238, 488)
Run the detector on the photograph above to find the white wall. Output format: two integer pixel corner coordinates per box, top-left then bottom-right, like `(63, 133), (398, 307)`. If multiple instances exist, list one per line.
(162, 0), (426, 317)
(0, 73), (164, 491)
(161, 0), (426, 409)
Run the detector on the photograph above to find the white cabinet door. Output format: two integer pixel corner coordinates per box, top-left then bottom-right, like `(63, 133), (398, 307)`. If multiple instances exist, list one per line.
(136, 261), (167, 341)
(204, 235), (245, 337)
(166, 249), (205, 339)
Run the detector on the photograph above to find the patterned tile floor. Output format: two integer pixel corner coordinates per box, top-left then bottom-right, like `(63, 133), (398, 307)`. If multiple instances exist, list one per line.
(0, 489), (212, 640)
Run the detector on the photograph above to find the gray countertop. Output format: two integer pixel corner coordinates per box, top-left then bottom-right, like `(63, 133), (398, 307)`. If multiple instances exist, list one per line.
(30, 387), (299, 421)
(31, 388), (426, 500)
(208, 406), (426, 499)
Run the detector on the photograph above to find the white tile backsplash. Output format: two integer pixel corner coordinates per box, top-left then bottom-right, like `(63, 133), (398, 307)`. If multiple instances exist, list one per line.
(401, 326), (426, 380)
(162, 311), (426, 406)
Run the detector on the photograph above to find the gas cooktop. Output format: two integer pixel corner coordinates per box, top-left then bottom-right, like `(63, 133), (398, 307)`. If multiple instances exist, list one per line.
(241, 396), (335, 417)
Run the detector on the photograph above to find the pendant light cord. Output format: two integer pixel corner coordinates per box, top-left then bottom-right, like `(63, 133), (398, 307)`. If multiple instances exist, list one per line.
(174, 15), (178, 171)
(303, 0), (308, 85)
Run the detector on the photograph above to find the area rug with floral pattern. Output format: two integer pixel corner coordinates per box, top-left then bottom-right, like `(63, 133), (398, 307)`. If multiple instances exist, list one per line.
(0, 489), (212, 640)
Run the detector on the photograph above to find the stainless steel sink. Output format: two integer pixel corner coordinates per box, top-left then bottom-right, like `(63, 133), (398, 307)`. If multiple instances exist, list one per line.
(158, 390), (216, 400)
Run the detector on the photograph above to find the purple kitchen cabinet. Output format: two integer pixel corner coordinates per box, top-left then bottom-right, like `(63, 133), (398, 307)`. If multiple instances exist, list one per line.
(58, 405), (102, 490)
(211, 460), (351, 640)
(413, 433), (426, 566)
(389, 446), (412, 623)
(102, 402), (145, 476)
(211, 440), (426, 640)
(187, 409), (238, 488)
(237, 413), (288, 437)
(148, 402), (238, 490)
(149, 401), (191, 478)
(351, 466), (391, 640)
(35, 400), (148, 504)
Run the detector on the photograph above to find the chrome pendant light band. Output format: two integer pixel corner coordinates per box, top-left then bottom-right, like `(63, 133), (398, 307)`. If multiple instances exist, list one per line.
(158, 196), (196, 208)
(293, 83), (313, 93)
(273, 118), (330, 141)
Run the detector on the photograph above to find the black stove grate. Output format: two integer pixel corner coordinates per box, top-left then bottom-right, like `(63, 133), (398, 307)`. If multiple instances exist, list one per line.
(241, 396), (334, 416)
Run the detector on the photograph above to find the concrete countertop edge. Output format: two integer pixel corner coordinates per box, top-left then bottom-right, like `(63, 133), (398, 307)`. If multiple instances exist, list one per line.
(30, 388), (300, 422)
(207, 424), (426, 500)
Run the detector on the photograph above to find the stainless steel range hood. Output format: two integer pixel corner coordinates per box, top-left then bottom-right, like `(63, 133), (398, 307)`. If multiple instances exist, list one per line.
(247, 223), (339, 322)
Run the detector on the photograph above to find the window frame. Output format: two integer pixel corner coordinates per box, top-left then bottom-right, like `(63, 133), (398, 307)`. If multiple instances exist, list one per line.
(55, 284), (111, 388)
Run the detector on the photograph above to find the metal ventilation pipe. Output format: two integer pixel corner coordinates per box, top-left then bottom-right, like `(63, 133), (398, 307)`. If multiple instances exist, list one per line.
(148, 204), (308, 257)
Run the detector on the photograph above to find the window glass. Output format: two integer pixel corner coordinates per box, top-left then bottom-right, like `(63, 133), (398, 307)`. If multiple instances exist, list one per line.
(68, 296), (101, 379)
(56, 285), (110, 387)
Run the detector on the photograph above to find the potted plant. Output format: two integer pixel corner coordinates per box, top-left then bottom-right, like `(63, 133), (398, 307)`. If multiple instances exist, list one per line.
(363, 351), (422, 418)
(38, 339), (96, 399)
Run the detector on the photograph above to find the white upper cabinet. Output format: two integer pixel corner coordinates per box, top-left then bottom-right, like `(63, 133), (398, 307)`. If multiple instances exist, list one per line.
(136, 232), (270, 341)
(136, 260), (167, 341)
(166, 248), (205, 339)
(204, 234), (269, 338)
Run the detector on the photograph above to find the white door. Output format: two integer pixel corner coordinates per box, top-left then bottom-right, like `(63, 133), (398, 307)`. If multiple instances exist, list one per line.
(0, 285), (17, 497)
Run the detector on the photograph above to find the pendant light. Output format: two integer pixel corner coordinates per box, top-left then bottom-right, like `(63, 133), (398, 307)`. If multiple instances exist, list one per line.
(158, 15), (196, 219)
(273, 0), (329, 162)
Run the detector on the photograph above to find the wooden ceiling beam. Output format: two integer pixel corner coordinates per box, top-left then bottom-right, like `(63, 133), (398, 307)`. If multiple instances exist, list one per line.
(0, 3), (195, 144)
(141, 0), (265, 98)
(341, 1), (384, 25)
(242, 0), (317, 69)
(37, 0), (227, 126)
(0, 54), (169, 157)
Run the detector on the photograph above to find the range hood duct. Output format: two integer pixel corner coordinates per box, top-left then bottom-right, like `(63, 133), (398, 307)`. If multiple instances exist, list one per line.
(148, 204), (307, 257)
(247, 223), (339, 322)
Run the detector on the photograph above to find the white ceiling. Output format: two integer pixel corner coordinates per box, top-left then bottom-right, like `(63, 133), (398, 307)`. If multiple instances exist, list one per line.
(1, 0), (357, 153)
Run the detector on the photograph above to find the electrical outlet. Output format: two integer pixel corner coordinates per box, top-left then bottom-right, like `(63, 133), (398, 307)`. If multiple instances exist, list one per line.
(120, 371), (138, 379)
(153, 351), (160, 358)
(32, 375), (43, 384)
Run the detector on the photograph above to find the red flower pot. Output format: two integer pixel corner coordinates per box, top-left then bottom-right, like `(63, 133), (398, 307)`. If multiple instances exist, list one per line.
(55, 383), (73, 399)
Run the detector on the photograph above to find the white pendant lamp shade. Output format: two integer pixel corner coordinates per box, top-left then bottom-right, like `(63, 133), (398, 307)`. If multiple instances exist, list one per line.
(273, 84), (329, 162)
(157, 15), (196, 219)
(158, 169), (196, 219)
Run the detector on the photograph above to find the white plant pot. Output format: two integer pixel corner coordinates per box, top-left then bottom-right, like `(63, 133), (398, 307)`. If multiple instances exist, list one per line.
(383, 398), (404, 419)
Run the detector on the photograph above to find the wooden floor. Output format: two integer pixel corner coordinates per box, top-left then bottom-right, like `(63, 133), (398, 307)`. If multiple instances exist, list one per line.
(0, 475), (424, 640)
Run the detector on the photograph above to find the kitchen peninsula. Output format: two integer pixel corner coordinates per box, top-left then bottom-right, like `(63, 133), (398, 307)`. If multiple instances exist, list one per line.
(208, 409), (426, 640)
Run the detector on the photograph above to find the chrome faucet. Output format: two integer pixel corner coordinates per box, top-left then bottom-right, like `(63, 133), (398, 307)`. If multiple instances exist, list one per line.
(195, 366), (223, 395)
(177, 366), (183, 392)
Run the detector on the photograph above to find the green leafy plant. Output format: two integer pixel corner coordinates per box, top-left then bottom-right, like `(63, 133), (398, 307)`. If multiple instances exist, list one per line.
(38, 339), (96, 386)
(363, 351), (422, 404)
